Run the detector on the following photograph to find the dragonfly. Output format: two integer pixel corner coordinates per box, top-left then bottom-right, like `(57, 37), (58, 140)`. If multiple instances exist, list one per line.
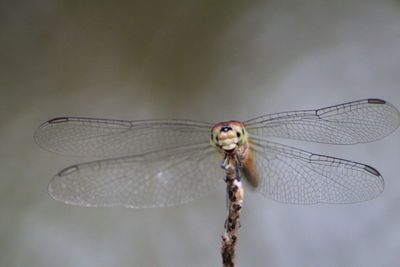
(34, 98), (400, 208)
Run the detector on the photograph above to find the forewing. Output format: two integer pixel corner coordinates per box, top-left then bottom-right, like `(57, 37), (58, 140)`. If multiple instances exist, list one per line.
(250, 137), (384, 204)
(48, 144), (223, 208)
(34, 117), (213, 157)
(245, 99), (400, 144)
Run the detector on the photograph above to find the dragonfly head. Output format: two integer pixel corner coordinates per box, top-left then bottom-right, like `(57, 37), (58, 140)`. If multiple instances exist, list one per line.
(211, 121), (248, 151)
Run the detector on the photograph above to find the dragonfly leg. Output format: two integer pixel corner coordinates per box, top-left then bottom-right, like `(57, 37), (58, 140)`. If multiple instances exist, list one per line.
(235, 153), (243, 169)
(235, 164), (241, 182)
(220, 153), (230, 169)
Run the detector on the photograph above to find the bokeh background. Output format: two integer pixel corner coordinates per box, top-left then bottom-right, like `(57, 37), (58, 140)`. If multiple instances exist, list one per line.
(1, 1), (400, 266)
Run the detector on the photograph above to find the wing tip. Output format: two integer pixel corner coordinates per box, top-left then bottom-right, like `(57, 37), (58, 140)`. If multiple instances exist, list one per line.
(34, 117), (69, 147)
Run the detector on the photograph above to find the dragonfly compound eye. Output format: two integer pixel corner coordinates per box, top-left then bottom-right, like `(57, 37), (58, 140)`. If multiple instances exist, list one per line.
(210, 132), (219, 147)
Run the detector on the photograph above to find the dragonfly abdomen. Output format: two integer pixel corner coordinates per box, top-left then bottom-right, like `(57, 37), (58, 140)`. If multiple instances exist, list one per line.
(241, 148), (259, 188)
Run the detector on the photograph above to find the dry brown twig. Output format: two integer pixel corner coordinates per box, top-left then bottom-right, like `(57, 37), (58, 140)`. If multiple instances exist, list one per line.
(221, 154), (244, 267)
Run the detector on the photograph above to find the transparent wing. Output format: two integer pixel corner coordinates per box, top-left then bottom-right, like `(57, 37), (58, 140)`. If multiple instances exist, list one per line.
(250, 137), (384, 204)
(48, 144), (223, 208)
(34, 117), (213, 157)
(245, 99), (400, 144)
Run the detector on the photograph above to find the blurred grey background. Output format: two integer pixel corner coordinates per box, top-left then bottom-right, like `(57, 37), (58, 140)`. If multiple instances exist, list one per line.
(1, 0), (400, 266)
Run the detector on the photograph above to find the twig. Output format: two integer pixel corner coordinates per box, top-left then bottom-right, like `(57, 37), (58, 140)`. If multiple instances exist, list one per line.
(221, 154), (244, 267)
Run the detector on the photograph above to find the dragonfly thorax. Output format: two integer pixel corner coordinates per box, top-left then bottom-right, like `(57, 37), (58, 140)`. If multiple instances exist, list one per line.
(210, 121), (249, 151)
